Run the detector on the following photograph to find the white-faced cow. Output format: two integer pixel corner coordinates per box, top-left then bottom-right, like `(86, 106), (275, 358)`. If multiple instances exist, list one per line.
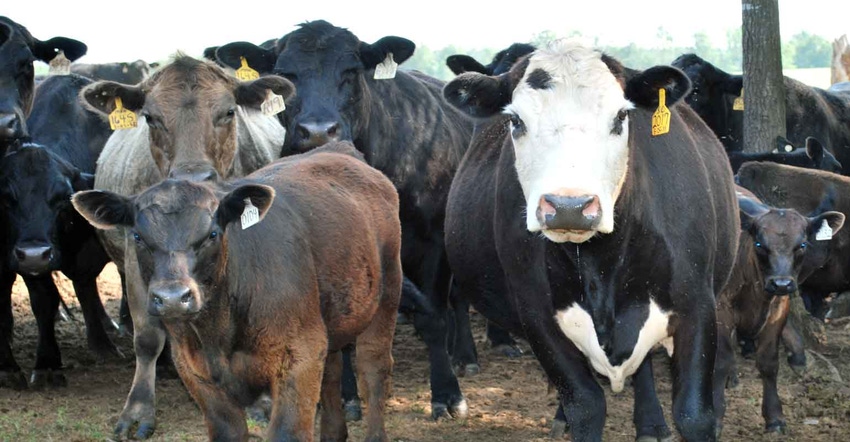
(443, 40), (738, 441)
(79, 55), (292, 440)
(214, 20), (474, 420)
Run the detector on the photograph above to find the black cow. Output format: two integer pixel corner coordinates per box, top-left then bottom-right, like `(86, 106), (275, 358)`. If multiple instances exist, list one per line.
(443, 42), (738, 441)
(828, 81), (850, 95)
(70, 60), (159, 84)
(0, 16), (86, 150)
(728, 136), (842, 174)
(446, 43), (536, 76)
(215, 20), (474, 419)
(672, 53), (850, 161)
(0, 74), (117, 390)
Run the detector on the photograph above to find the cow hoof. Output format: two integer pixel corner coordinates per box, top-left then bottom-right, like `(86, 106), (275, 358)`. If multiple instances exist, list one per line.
(788, 352), (807, 375)
(765, 420), (787, 434)
(30, 369), (67, 389)
(135, 422), (156, 440)
(91, 340), (124, 361)
(344, 399), (362, 422)
(635, 425), (673, 442)
(492, 344), (524, 358)
(431, 397), (468, 420)
(114, 413), (156, 440)
(0, 370), (28, 390)
(457, 363), (480, 377)
(549, 419), (567, 439)
(726, 372), (740, 389)
(636, 435), (674, 442)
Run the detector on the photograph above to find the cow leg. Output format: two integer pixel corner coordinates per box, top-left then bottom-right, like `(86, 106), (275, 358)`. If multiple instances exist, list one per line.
(116, 269), (134, 337)
(712, 319), (737, 439)
(320, 350), (347, 442)
(757, 296), (790, 434)
(341, 344), (362, 422)
(267, 339), (326, 442)
(173, 356), (248, 441)
(487, 322), (523, 358)
(670, 299), (717, 442)
(449, 292), (480, 376)
(71, 278), (121, 359)
(22, 275), (66, 389)
(0, 270), (26, 390)
(780, 318), (806, 374)
(632, 357), (672, 441)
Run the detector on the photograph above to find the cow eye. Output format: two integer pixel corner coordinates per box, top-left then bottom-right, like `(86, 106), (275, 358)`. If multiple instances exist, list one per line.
(754, 241), (763, 249)
(133, 232), (142, 243)
(209, 231), (218, 240)
(226, 108), (235, 117)
(799, 242), (808, 251)
(617, 109), (628, 121)
(509, 114), (526, 138)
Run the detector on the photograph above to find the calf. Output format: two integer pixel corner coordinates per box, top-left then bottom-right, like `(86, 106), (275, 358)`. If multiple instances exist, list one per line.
(443, 41), (738, 440)
(80, 55), (292, 439)
(73, 142), (401, 442)
(714, 192), (845, 435)
(71, 60), (158, 84)
(728, 136), (842, 174)
(0, 74), (117, 390)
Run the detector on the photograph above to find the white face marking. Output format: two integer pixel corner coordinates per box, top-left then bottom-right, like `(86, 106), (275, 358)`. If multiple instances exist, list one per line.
(554, 300), (671, 393)
(505, 40), (633, 244)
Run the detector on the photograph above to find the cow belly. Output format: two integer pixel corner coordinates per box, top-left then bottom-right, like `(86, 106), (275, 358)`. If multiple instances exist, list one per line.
(554, 300), (671, 392)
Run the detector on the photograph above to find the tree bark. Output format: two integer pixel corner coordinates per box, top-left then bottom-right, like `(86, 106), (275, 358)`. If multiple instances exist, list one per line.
(742, 0), (786, 153)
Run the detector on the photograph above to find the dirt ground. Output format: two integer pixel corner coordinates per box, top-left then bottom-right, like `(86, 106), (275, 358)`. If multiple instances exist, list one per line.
(1, 264), (850, 441)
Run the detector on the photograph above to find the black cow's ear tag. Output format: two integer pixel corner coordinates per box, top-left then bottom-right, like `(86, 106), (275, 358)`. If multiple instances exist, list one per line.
(109, 97), (138, 130)
(651, 88), (670, 137)
(733, 88), (744, 111)
(241, 198), (260, 230)
(48, 50), (71, 76)
(236, 57), (260, 81)
(373, 53), (397, 80)
(261, 90), (285, 116)
(816, 219), (834, 241)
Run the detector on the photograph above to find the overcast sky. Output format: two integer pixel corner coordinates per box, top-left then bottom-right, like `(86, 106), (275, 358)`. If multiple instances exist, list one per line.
(5, 1), (849, 64)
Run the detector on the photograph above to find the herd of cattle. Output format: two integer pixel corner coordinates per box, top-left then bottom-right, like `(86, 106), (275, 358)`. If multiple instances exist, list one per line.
(3, 15), (850, 442)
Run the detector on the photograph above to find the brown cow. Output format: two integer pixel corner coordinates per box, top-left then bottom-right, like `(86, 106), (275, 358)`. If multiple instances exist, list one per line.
(714, 190), (845, 435)
(78, 54), (292, 439)
(73, 141), (401, 442)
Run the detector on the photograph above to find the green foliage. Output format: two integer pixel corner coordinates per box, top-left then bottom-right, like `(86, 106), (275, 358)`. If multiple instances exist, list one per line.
(787, 31), (832, 68)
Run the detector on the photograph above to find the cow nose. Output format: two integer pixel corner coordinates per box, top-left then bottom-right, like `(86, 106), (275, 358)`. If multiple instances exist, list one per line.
(765, 277), (797, 295)
(168, 168), (219, 182)
(296, 121), (341, 147)
(14, 246), (53, 275)
(537, 194), (601, 231)
(0, 113), (26, 140)
(149, 286), (197, 317)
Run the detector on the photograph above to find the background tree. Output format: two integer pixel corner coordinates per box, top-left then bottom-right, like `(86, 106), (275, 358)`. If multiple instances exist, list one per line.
(788, 32), (832, 68)
(742, 0), (785, 154)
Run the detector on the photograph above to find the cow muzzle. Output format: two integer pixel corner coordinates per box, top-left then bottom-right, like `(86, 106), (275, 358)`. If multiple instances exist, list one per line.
(537, 193), (602, 232)
(14, 244), (54, 276)
(294, 121), (341, 150)
(148, 283), (200, 318)
(765, 277), (797, 296)
(0, 112), (27, 141)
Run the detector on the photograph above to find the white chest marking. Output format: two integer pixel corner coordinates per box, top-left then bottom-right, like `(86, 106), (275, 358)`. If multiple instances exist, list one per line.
(554, 300), (671, 392)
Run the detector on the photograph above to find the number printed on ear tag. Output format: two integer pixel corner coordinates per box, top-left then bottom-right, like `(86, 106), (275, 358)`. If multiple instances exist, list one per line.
(241, 198), (260, 230)
(261, 91), (285, 116)
(236, 57), (260, 81)
(651, 88), (670, 137)
(733, 88), (744, 111)
(108, 97), (138, 130)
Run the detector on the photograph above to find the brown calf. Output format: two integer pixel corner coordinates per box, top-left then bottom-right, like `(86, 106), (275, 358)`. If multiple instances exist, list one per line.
(714, 191), (845, 435)
(73, 141), (401, 441)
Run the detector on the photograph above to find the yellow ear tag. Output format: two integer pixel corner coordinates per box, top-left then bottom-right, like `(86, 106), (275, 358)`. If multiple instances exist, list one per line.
(236, 57), (260, 81)
(651, 88), (671, 137)
(733, 88), (744, 111)
(108, 97), (138, 130)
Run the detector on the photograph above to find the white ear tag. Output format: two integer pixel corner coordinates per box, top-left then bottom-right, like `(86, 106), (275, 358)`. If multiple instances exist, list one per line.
(373, 53), (397, 80)
(261, 90), (286, 116)
(241, 198), (260, 230)
(48, 50), (71, 76)
(816, 219), (833, 241)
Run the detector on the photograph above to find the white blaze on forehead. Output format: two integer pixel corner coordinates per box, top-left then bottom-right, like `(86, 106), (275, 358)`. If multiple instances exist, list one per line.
(505, 39), (633, 243)
(554, 300), (671, 393)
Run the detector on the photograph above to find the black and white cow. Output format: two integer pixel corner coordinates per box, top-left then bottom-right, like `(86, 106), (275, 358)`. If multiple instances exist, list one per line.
(446, 43), (536, 76)
(672, 53), (850, 163)
(214, 20), (475, 419)
(443, 41), (738, 441)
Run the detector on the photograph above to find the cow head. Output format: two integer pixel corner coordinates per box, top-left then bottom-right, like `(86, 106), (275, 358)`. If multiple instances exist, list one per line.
(80, 55), (294, 180)
(444, 40), (690, 244)
(446, 43), (536, 76)
(0, 17), (86, 144)
(803, 137), (842, 174)
(739, 194), (845, 295)
(72, 180), (274, 318)
(216, 20), (415, 154)
(0, 144), (93, 275)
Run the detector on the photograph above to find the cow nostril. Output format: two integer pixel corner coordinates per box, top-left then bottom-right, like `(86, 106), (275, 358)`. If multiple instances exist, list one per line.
(41, 249), (52, 261)
(14, 249), (26, 261)
(181, 291), (192, 304)
(327, 123), (339, 138)
(153, 295), (164, 308)
(296, 124), (310, 139)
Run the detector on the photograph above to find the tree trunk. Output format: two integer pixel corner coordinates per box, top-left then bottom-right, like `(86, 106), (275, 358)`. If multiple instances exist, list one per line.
(742, 0), (785, 153)
(833, 35), (850, 85)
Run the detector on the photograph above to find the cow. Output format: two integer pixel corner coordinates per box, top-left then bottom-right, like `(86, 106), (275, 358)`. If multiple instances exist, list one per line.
(727, 136), (842, 174)
(0, 74), (118, 390)
(73, 141), (401, 442)
(442, 40), (738, 441)
(214, 20), (475, 420)
(70, 60), (159, 85)
(828, 81), (850, 96)
(671, 53), (850, 162)
(714, 191), (845, 435)
(0, 16), (87, 150)
(446, 43), (536, 76)
(79, 54), (292, 439)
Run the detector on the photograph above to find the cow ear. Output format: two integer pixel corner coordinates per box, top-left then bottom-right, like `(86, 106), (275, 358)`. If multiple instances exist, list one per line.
(80, 81), (145, 116)
(805, 137), (825, 162)
(71, 190), (134, 230)
(624, 66), (691, 109)
(809, 211), (846, 239)
(360, 36), (416, 69)
(235, 76), (296, 109)
(216, 184), (276, 229)
(148, 62), (160, 70)
(203, 46), (220, 63)
(32, 37), (88, 63)
(443, 72), (515, 118)
(446, 55), (488, 76)
(216, 42), (277, 74)
(72, 172), (95, 191)
(722, 75), (744, 96)
(775, 135), (794, 153)
(738, 195), (768, 231)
